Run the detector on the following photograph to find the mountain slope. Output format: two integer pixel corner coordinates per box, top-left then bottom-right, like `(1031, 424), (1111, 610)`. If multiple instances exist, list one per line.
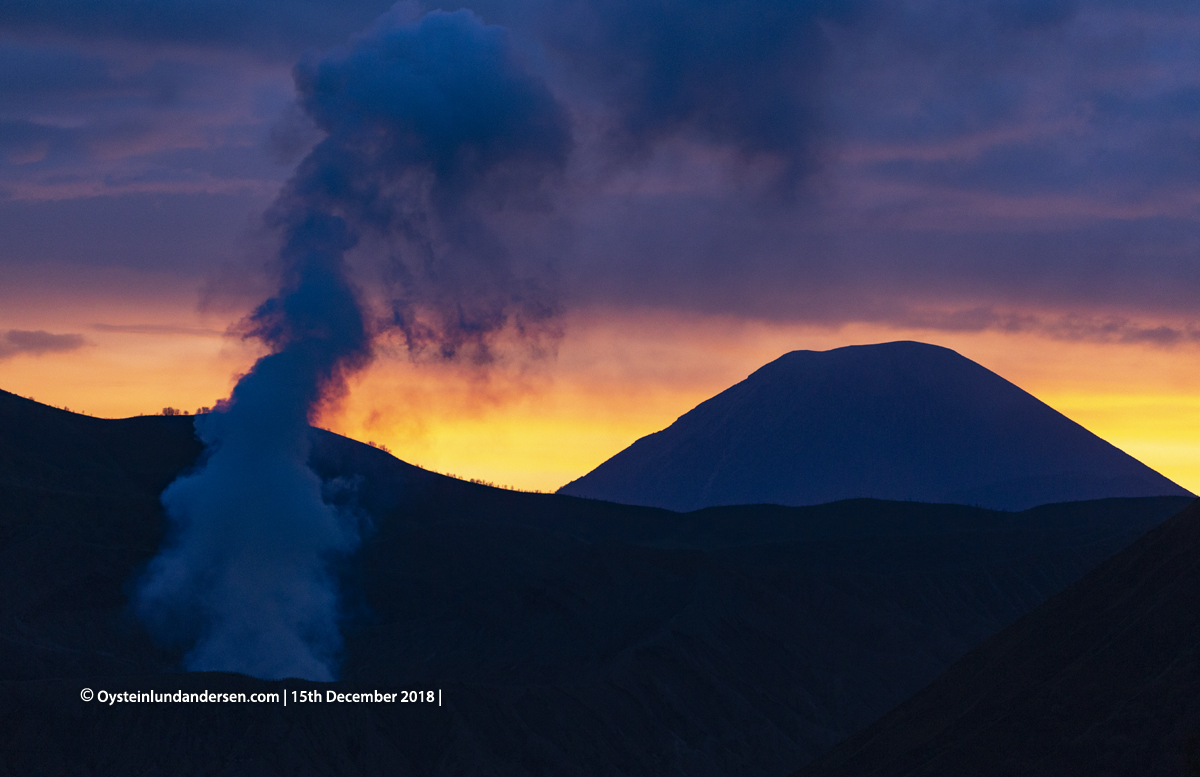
(0, 387), (1191, 775)
(797, 497), (1200, 777)
(558, 341), (1190, 512)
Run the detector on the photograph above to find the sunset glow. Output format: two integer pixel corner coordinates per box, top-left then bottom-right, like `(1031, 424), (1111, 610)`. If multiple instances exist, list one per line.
(5, 300), (1197, 495)
(2, 0), (1199, 499)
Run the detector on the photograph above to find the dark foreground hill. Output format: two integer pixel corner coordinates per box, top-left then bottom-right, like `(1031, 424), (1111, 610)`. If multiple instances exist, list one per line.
(558, 341), (1191, 512)
(0, 388), (1192, 775)
(796, 497), (1200, 777)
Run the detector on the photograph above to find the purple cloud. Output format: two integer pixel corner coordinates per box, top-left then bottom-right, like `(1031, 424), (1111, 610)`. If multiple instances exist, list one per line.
(2, 0), (1200, 340)
(0, 329), (86, 358)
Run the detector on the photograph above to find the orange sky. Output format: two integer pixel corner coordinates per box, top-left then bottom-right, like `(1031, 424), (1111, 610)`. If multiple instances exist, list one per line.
(3, 292), (1198, 496)
(2, 0), (1200, 508)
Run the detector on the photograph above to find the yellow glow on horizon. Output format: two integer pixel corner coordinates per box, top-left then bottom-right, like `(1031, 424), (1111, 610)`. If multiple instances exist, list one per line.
(0, 282), (262, 419)
(0, 330), (260, 419)
(3, 297), (1198, 496)
(317, 312), (1200, 495)
(1035, 393), (1200, 495)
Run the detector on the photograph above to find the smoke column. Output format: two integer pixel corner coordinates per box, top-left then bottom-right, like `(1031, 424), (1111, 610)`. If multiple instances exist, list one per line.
(135, 6), (569, 680)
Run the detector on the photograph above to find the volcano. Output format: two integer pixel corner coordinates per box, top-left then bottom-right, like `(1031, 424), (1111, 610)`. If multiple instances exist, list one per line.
(558, 341), (1190, 511)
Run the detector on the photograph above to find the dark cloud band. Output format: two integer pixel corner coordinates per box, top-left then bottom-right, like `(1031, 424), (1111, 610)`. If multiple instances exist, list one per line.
(0, 329), (85, 359)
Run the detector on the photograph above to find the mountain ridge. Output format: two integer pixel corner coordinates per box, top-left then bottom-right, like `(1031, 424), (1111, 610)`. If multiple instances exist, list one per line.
(795, 496), (1200, 777)
(0, 386), (1192, 774)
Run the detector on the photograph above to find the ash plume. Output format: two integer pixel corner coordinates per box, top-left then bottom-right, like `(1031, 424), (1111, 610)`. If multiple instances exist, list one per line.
(135, 6), (570, 680)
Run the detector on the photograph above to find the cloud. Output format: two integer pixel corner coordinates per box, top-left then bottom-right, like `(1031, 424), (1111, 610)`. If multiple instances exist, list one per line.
(0, 39), (294, 201)
(542, 0), (1200, 330)
(0, 0), (393, 59)
(441, 0), (870, 194)
(880, 307), (1200, 346)
(4, 0), (1200, 337)
(92, 323), (225, 336)
(541, 0), (864, 188)
(0, 329), (86, 358)
(0, 193), (270, 276)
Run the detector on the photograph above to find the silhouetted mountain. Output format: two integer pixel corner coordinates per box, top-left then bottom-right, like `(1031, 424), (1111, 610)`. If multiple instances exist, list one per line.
(0, 387), (1191, 775)
(558, 341), (1191, 512)
(796, 498), (1200, 777)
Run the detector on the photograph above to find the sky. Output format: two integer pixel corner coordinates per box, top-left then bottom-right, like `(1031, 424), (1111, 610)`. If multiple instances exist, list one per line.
(1, 0), (1199, 493)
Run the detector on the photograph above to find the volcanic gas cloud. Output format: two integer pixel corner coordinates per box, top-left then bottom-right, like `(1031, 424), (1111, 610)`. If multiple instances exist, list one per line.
(135, 7), (569, 680)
